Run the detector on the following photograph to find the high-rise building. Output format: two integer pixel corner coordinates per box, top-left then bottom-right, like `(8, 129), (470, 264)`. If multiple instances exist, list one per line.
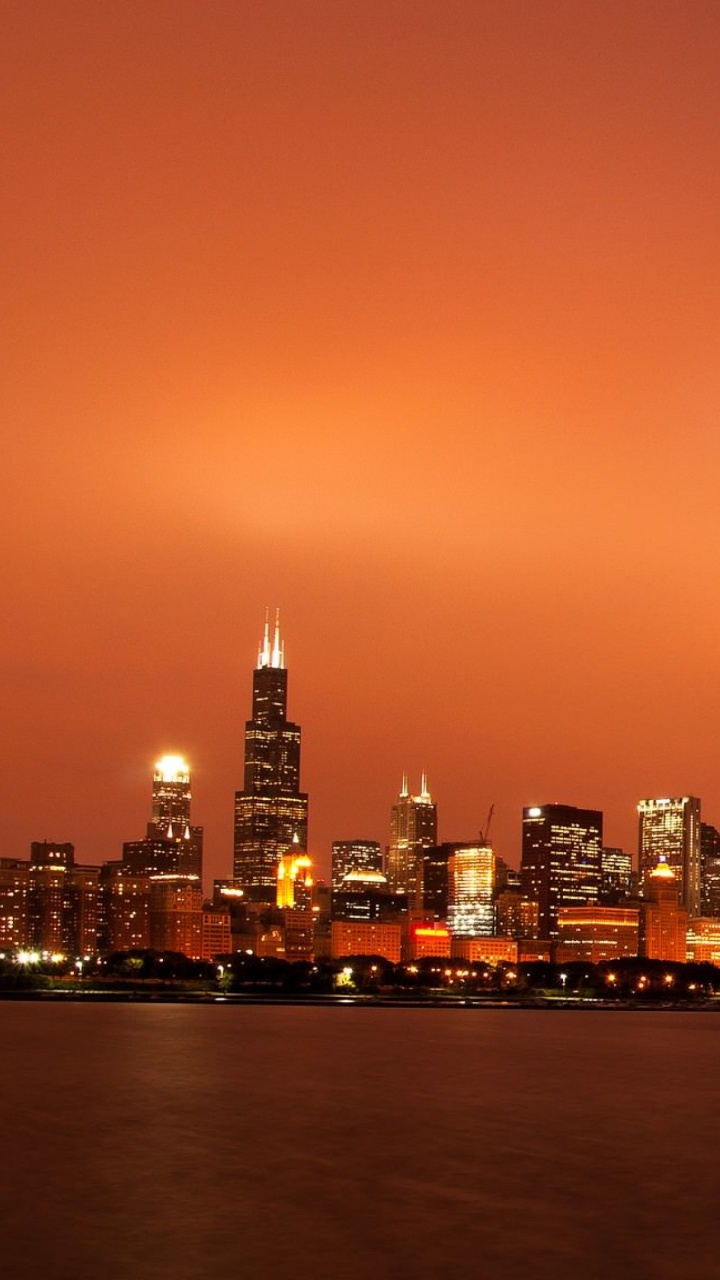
(640, 859), (688, 962)
(122, 756), (203, 880)
(149, 876), (203, 957)
(24, 843), (100, 957)
(700, 822), (720, 916)
(109, 756), (203, 956)
(332, 869), (408, 923)
(150, 756), (191, 833)
(637, 797), (700, 917)
(98, 863), (151, 952)
(0, 859), (30, 950)
(386, 775), (437, 902)
(446, 843), (495, 937)
(599, 847), (633, 903)
(520, 804), (602, 941)
(276, 852), (313, 909)
(233, 613), (308, 900)
(421, 844), (452, 920)
(331, 840), (383, 892)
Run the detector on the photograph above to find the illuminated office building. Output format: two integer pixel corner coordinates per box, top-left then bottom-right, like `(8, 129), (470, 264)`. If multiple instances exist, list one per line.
(200, 906), (232, 960)
(700, 822), (720, 916)
(408, 923), (451, 959)
(640, 859), (688, 962)
(0, 859), (29, 950)
(520, 804), (602, 941)
(149, 876), (203, 957)
(26, 842), (100, 957)
(556, 905), (640, 964)
(386, 774), (437, 902)
(494, 887), (523, 938)
(638, 797), (700, 917)
(233, 613), (308, 899)
(446, 844), (495, 937)
(283, 907), (314, 962)
(276, 851), (313, 909)
(330, 919), (402, 963)
(332, 869), (408, 923)
(111, 756), (205, 956)
(99, 863), (151, 952)
(686, 916), (720, 964)
(123, 756), (203, 880)
(452, 936), (517, 965)
(331, 840), (382, 893)
(599, 847), (633, 903)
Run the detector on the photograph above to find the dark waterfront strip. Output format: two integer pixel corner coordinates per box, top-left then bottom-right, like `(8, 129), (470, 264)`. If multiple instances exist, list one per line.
(1, 989), (720, 1010)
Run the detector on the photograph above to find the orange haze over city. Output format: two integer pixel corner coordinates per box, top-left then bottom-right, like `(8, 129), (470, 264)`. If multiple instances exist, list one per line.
(3, 0), (720, 885)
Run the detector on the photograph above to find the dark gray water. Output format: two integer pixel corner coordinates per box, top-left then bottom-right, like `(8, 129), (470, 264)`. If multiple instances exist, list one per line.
(0, 1004), (718, 1280)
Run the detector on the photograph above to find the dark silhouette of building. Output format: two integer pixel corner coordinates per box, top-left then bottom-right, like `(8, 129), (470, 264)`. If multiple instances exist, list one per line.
(233, 613), (308, 900)
(599, 846), (633, 903)
(520, 803), (602, 941)
(700, 821), (720, 916)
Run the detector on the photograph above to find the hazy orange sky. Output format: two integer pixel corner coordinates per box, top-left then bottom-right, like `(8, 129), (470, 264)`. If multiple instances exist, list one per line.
(3, 0), (720, 885)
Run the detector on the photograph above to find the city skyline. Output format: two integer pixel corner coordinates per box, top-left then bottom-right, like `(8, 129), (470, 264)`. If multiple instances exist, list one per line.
(4, 614), (720, 889)
(4, 2), (720, 885)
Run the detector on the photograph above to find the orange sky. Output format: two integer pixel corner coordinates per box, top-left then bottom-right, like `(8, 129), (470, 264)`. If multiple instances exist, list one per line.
(3, 0), (720, 885)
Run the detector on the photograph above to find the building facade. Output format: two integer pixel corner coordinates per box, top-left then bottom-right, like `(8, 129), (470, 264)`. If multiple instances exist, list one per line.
(555, 905), (640, 964)
(122, 755), (203, 880)
(520, 804), (602, 941)
(233, 613), (308, 899)
(640, 860), (688, 962)
(331, 840), (383, 893)
(385, 775), (437, 902)
(637, 797), (700, 917)
(446, 843), (495, 937)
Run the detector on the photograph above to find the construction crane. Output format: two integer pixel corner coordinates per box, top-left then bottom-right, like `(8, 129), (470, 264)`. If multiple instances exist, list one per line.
(480, 803), (494, 845)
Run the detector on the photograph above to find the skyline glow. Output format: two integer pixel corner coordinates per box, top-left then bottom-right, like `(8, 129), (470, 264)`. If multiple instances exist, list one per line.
(3, 1), (720, 881)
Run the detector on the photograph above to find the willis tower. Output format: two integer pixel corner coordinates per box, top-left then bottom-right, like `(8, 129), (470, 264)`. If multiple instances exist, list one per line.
(233, 612), (309, 900)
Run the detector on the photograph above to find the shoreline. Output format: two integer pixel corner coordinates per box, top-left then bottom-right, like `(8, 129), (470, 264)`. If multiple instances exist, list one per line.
(1, 989), (719, 1010)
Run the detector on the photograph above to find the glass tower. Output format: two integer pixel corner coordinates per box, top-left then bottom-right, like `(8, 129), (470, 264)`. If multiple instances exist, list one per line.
(386, 775), (437, 903)
(637, 796), (700, 917)
(233, 613), (309, 899)
(520, 803), (603, 941)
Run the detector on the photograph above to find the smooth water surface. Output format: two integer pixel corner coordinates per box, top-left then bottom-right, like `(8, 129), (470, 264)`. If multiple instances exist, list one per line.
(0, 1004), (718, 1280)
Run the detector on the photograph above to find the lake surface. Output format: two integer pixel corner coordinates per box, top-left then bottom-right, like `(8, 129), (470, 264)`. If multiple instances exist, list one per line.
(0, 1004), (718, 1280)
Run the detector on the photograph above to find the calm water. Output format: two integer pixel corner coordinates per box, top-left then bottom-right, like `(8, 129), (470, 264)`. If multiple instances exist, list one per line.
(0, 1004), (718, 1280)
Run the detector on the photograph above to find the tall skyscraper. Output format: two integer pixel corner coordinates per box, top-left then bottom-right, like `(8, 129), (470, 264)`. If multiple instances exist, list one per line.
(520, 803), (602, 940)
(637, 797), (700, 917)
(122, 755), (203, 879)
(640, 858), (688, 962)
(599, 847), (633, 903)
(446, 843), (495, 937)
(150, 756), (192, 836)
(233, 613), (309, 900)
(700, 821), (720, 915)
(386, 774), (437, 901)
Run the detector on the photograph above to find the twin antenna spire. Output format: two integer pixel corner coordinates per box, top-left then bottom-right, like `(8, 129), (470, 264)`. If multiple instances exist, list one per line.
(400, 771), (430, 800)
(258, 608), (285, 670)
